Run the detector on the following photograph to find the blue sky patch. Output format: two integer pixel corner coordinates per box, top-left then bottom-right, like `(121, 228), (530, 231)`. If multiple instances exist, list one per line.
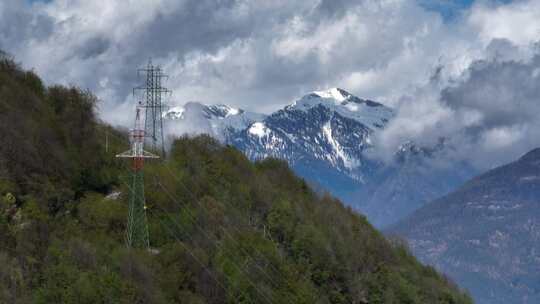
(419, 0), (512, 21)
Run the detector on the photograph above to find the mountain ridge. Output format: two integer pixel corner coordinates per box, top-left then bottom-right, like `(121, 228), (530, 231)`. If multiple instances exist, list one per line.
(390, 147), (540, 304)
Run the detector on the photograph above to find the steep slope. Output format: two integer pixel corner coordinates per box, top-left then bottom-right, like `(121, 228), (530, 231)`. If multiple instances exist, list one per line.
(0, 54), (472, 303)
(391, 148), (540, 304)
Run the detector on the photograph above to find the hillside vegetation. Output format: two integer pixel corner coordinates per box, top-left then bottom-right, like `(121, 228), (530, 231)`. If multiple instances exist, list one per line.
(0, 52), (472, 303)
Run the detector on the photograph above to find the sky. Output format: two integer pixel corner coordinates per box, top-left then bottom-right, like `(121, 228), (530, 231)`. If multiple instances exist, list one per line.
(419, 0), (476, 19)
(1, 0), (540, 169)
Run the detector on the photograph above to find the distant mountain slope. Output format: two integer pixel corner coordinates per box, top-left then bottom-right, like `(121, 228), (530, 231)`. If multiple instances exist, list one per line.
(353, 142), (476, 227)
(391, 148), (540, 304)
(165, 88), (477, 227)
(0, 55), (473, 303)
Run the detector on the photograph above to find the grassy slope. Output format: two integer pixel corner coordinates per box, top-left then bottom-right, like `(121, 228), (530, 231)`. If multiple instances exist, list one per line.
(0, 53), (472, 303)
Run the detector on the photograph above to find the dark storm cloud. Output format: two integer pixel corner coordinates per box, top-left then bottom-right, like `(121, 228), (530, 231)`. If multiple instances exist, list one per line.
(134, 0), (248, 59)
(78, 36), (111, 59)
(316, 0), (354, 18)
(442, 55), (540, 130)
(435, 46), (540, 167)
(0, 1), (54, 48)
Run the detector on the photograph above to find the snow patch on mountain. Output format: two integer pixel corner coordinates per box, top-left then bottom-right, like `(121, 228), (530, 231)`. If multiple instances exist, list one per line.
(288, 88), (394, 129)
(164, 102), (266, 141)
(228, 107), (240, 116)
(249, 122), (270, 138)
(322, 120), (359, 169)
(165, 106), (185, 119)
(313, 87), (349, 102)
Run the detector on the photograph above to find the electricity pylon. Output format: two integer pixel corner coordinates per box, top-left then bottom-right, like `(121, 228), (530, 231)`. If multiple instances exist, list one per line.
(117, 107), (159, 248)
(135, 59), (170, 156)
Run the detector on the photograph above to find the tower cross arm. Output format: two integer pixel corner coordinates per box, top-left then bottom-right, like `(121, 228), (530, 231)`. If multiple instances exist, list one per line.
(116, 150), (160, 159)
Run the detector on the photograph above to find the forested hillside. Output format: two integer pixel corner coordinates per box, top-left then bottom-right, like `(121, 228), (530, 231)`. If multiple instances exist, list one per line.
(0, 53), (472, 303)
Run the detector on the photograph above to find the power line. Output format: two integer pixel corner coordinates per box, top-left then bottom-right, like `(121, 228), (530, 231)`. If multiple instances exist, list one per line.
(161, 165), (288, 275)
(118, 169), (276, 304)
(158, 161), (317, 302)
(152, 179), (276, 304)
(118, 175), (232, 300)
(116, 70), (160, 248)
(106, 127), (300, 300)
(108, 129), (283, 277)
(107, 122), (302, 302)
(146, 208), (231, 298)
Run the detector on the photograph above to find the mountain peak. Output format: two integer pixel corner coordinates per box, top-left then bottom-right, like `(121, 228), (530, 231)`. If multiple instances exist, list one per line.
(292, 87), (387, 110)
(312, 87), (352, 102)
(285, 88), (394, 129)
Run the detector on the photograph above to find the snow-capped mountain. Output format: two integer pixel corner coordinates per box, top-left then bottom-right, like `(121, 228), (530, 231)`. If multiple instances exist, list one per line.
(164, 88), (475, 227)
(164, 102), (266, 142)
(233, 88), (393, 188)
(287, 88), (393, 129)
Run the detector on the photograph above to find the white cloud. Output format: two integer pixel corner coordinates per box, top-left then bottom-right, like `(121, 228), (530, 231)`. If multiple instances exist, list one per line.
(468, 0), (540, 46)
(481, 126), (524, 150)
(2, 0), (540, 168)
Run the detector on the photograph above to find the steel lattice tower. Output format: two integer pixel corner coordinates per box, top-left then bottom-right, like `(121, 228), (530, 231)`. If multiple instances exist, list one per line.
(135, 59), (170, 156)
(117, 108), (159, 248)
(116, 60), (169, 248)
